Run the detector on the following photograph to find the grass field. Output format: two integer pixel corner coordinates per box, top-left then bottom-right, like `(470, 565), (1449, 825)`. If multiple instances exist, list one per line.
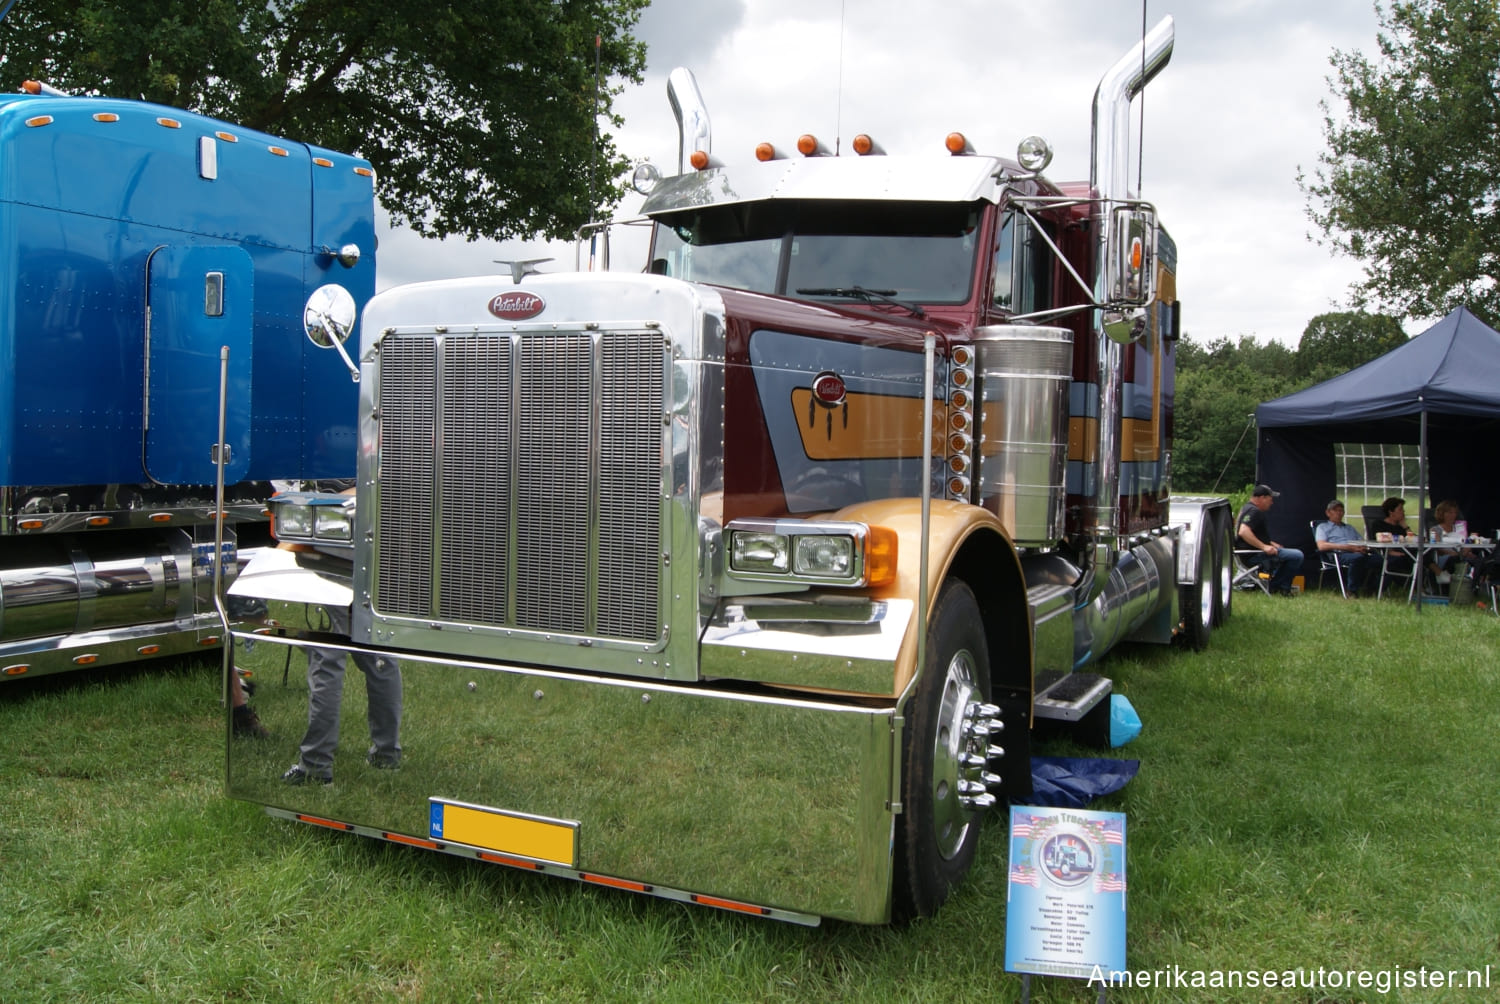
(2, 588), (1496, 1002)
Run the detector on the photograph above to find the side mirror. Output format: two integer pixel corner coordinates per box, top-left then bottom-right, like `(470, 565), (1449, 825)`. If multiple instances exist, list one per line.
(1105, 207), (1156, 307)
(303, 284), (361, 382)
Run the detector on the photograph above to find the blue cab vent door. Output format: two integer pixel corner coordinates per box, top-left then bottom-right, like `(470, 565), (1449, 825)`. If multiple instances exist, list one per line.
(143, 245), (254, 485)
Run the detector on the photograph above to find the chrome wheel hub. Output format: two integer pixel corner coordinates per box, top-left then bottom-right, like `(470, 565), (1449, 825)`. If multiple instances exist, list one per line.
(930, 649), (1005, 860)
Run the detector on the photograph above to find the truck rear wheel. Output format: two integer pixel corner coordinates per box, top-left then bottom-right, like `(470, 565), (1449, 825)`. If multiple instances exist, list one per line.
(894, 580), (996, 920)
(1211, 510), (1234, 626)
(1179, 534), (1214, 651)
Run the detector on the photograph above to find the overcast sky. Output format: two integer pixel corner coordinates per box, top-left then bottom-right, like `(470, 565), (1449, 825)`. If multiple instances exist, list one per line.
(375, 0), (1396, 347)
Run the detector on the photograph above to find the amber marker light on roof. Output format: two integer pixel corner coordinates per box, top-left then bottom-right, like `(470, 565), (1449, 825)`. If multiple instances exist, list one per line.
(25, 115), (53, 128)
(852, 134), (883, 155)
(22, 80), (42, 94)
(157, 117), (182, 129)
(689, 149), (711, 170)
(93, 113), (119, 123)
(314, 157), (333, 168)
(354, 166), (374, 177)
(796, 134), (821, 156)
(755, 142), (778, 162)
(216, 131), (238, 142)
(268, 146), (289, 157)
(945, 132), (971, 154)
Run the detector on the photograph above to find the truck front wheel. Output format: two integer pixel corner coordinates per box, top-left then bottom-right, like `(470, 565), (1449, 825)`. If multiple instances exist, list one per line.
(894, 579), (997, 919)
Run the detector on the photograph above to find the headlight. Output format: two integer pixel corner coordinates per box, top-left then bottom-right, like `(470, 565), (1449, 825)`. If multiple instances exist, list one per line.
(731, 532), (790, 573)
(270, 491), (355, 547)
(794, 534), (854, 576)
(276, 503), (313, 537)
(314, 506), (353, 541)
(725, 519), (895, 588)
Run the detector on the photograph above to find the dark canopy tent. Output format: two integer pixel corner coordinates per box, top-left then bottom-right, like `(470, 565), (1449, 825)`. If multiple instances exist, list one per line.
(1255, 306), (1500, 580)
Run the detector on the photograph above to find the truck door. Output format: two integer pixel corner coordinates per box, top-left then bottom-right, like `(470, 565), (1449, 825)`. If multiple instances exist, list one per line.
(143, 245), (254, 485)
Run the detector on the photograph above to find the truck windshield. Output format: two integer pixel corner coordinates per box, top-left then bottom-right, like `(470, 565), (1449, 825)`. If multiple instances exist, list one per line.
(648, 200), (981, 305)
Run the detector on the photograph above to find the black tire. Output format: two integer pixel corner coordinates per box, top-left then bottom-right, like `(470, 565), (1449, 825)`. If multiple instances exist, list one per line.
(893, 580), (993, 920)
(1179, 531), (1214, 651)
(1211, 510), (1234, 627)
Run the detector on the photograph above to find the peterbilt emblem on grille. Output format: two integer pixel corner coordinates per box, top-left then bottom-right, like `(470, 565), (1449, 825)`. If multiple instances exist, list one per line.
(488, 291), (545, 320)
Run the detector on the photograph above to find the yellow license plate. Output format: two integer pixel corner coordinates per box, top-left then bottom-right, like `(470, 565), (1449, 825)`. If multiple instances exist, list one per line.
(429, 798), (578, 867)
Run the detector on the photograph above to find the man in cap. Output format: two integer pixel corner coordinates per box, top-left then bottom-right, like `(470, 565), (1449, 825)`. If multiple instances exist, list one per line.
(1314, 499), (1380, 597)
(1236, 484), (1304, 596)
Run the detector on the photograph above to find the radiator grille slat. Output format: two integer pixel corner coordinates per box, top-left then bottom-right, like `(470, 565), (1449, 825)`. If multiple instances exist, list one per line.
(598, 333), (664, 640)
(375, 340), (435, 617)
(437, 336), (511, 624)
(373, 329), (665, 644)
(515, 335), (592, 634)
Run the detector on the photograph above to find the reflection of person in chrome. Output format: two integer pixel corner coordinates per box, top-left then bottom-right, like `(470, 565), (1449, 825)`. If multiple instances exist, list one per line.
(282, 605), (402, 785)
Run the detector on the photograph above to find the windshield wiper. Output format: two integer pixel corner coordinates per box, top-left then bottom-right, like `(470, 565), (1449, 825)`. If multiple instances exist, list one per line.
(795, 285), (926, 319)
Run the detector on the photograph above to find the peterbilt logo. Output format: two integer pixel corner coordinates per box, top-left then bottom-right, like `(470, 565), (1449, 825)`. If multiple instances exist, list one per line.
(488, 291), (545, 320)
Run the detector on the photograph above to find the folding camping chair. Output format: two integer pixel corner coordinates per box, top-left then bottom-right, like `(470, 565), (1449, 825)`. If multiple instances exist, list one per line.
(1310, 520), (1349, 598)
(1232, 546), (1273, 595)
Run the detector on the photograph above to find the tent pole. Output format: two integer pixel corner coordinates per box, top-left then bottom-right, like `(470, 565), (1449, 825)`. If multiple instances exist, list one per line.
(1416, 402), (1428, 612)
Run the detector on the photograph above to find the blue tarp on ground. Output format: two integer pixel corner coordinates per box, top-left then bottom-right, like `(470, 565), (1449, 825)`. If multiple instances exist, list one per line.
(1026, 756), (1140, 809)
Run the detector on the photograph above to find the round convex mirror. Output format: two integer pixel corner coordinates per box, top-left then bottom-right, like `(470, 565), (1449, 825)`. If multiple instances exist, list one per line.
(304, 284), (357, 348)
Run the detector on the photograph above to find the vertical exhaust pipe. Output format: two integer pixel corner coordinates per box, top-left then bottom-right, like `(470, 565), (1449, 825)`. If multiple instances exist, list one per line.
(667, 68), (712, 175)
(1086, 16), (1174, 561)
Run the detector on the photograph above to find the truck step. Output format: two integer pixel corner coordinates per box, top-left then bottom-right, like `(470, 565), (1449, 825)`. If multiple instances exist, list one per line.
(1032, 672), (1111, 722)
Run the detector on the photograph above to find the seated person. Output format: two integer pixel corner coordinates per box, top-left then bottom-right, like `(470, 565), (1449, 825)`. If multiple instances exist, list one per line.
(1426, 499), (1475, 586)
(1236, 484), (1304, 596)
(1314, 499), (1381, 596)
(1369, 496), (1412, 540)
(1367, 495), (1416, 582)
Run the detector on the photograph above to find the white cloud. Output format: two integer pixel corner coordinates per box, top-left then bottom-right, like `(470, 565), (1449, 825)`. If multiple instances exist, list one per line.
(376, 0), (1405, 345)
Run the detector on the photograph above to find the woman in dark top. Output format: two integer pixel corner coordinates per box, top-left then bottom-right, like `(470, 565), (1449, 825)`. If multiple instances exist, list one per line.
(1369, 497), (1411, 539)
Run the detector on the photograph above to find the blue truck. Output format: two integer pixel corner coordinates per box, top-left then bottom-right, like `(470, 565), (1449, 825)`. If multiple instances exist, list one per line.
(0, 83), (374, 681)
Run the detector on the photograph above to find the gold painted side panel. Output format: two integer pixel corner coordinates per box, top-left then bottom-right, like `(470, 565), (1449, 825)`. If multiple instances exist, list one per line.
(790, 389), (945, 461)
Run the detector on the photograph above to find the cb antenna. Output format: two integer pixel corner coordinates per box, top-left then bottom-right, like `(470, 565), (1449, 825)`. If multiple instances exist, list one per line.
(834, 0), (847, 155)
(1137, 0), (1147, 194)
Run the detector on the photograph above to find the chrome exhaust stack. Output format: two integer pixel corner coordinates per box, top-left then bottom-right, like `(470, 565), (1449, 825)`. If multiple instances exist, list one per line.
(1086, 16), (1174, 567)
(667, 68), (712, 175)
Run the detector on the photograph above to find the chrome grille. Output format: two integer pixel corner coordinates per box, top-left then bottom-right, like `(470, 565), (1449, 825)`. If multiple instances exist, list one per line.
(373, 329), (666, 643)
(436, 336), (511, 624)
(375, 339), (435, 617)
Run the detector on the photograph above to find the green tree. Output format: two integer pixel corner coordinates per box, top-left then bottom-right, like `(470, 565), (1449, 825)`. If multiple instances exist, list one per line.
(1293, 310), (1407, 382)
(1173, 335), (1299, 490)
(0, 0), (649, 241)
(1303, 0), (1500, 325)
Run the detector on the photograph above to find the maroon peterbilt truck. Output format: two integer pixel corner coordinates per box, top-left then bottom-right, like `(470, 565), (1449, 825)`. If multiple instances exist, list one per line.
(226, 15), (1233, 925)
